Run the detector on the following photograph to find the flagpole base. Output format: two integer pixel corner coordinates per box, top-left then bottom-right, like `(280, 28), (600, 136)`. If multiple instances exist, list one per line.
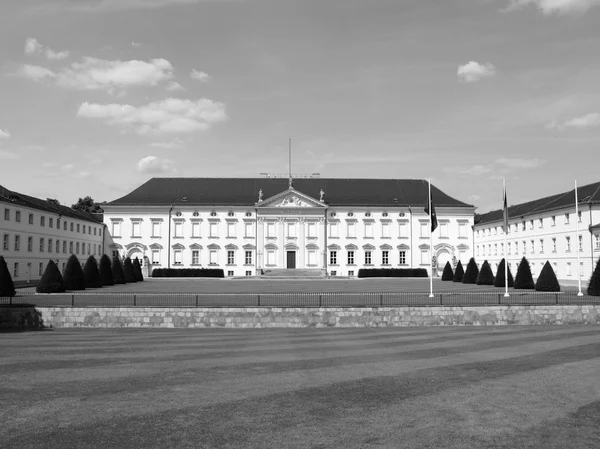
(577, 292), (584, 297)
(504, 293), (510, 298)
(428, 294), (435, 298)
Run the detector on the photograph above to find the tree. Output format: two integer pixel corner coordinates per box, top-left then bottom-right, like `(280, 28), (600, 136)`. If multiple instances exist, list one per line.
(36, 260), (66, 293)
(514, 257), (535, 289)
(133, 258), (144, 282)
(123, 257), (136, 283)
(535, 261), (561, 292)
(0, 255), (16, 297)
(462, 258), (479, 284)
(83, 256), (102, 288)
(99, 254), (114, 286)
(453, 261), (464, 283)
(587, 257), (600, 296)
(476, 260), (495, 285)
(64, 254), (86, 290)
(441, 262), (454, 281)
(112, 257), (126, 284)
(71, 196), (105, 214)
(494, 258), (514, 288)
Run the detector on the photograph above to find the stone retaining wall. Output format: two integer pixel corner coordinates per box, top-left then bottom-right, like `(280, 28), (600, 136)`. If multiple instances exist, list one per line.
(6, 305), (597, 328)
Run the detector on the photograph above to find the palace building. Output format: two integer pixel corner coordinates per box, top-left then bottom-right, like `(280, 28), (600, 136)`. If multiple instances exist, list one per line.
(102, 177), (475, 277)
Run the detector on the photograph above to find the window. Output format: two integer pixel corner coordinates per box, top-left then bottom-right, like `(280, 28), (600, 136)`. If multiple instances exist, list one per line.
(566, 262), (572, 276)
(382, 250), (389, 265)
(566, 236), (571, 252)
(56, 240), (60, 253)
(191, 222), (201, 238)
(331, 270), (337, 276)
(245, 222), (254, 238)
(40, 238), (45, 252)
(63, 221), (67, 231)
(578, 235), (583, 252)
(266, 222), (275, 238)
(400, 222), (408, 238)
(15, 211), (21, 222)
(76, 242), (80, 254)
(93, 227), (96, 235)
(348, 270), (355, 277)
(522, 240), (526, 254)
(76, 224), (80, 233)
(266, 250), (275, 265)
(365, 251), (372, 264)
(13, 262), (18, 278)
(513, 223), (518, 233)
(227, 270), (234, 276)
(69, 242), (73, 253)
(245, 250), (252, 265)
(174, 221), (183, 238)
(420, 223), (429, 238)
(48, 238), (53, 253)
(530, 240), (535, 254)
(227, 250), (235, 265)
(3, 234), (8, 250)
(62, 241), (67, 253)
(209, 250), (218, 265)
(529, 220), (534, 230)
(152, 250), (160, 264)
(287, 222), (296, 238)
(578, 211), (582, 222)
(4, 209), (9, 220)
(365, 222), (373, 238)
(330, 251), (337, 265)
(515, 241), (518, 254)
(477, 245), (480, 257)
(382, 222), (390, 238)
(347, 251), (355, 265)
(132, 221), (141, 237)
(49, 217), (53, 228)
(539, 218), (543, 228)
(152, 221), (161, 237)
(522, 221), (526, 231)
(494, 244), (498, 255)
(539, 239), (544, 253)
(29, 213), (34, 224)
(70, 222), (74, 232)
(420, 250), (429, 265)
(329, 222), (339, 238)
(38, 263), (44, 276)
(14, 235), (20, 251)
(40, 216), (45, 227)
(552, 238), (557, 252)
(458, 223), (467, 238)
(228, 223), (236, 238)
(347, 222), (356, 238)
(111, 221), (121, 237)
(399, 251), (406, 264)
(307, 222), (316, 238)
(308, 250), (317, 266)
(210, 222), (218, 238)
(595, 235), (600, 250)
(565, 213), (570, 224)
(62, 262), (66, 272)
(551, 216), (556, 226)
(28, 237), (33, 252)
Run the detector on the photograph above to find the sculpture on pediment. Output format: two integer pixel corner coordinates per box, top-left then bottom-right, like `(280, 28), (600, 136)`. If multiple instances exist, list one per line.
(258, 189), (263, 202)
(319, 189), (325, 202)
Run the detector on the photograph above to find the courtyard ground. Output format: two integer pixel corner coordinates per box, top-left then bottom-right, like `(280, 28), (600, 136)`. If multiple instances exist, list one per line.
(1, 326), (600, 448)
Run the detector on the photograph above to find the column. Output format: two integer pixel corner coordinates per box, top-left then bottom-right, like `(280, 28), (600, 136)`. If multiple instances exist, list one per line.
(298, 217), (306, 268)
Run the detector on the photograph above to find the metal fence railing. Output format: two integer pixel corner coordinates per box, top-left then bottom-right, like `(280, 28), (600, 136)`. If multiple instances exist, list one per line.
(1, 291), (599, 308)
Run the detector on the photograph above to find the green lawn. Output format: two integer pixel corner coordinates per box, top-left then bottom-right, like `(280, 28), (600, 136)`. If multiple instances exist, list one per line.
(1, 327), (600, 448)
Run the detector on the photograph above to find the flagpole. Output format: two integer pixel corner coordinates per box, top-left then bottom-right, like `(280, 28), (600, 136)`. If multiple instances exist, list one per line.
(575, 180), (583, 296)
(503, 179), (509, 297)
(429, 179), (434, 298)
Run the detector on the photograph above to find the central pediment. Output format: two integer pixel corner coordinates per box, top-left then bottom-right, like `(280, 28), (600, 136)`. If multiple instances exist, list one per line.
(257, 188), (326, 209)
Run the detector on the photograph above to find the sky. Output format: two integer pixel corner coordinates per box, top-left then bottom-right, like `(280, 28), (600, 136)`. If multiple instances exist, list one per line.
(1, 0), (599, 212)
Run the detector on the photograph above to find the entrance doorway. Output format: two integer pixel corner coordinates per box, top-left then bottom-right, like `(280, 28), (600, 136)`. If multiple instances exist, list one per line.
(286, 251), (296, 269)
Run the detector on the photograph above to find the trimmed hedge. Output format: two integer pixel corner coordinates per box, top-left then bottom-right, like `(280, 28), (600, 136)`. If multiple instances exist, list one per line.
(123, 257), (136, 283)
(36, 260), (66, 293)
(83, 255), (102, 288)
(494, 258), (514, 288)
(0, 255), (16, 297)
(357, 268), (428, 278)
(535, 261), (560, 292)
(441, 262), (454, 281)
(453, 261), (464, 283)
(587, 257), (600, 296)
(99, 254), (114, 286)
(151, 268), (225, 278)
(64, 254), (86, 291)
(112, 257), (126, 284)
(462, 258), (479, 284)
(514, 257), (535, 290)
(476, 260), (495, 285)
(133, 258), (144, 282)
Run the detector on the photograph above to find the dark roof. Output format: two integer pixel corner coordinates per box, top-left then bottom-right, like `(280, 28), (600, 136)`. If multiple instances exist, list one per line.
(107, 178), (473, 208)
(0, 184), (102, 224)
(476, 181), (600, 226)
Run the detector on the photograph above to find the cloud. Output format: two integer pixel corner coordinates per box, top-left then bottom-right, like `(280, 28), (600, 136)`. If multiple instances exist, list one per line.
(166, 81), (185, 91)
(18, 57), (173, 93)
(49, 0), (220, 12)
(190, 69), (210, 82)
(443, 164), (493, 176)
(494, 158), (545, 169)
(457, 61), (496, 83)
(150, 138), (185, 149)
(137, 156), (177, 174)
(24, 37), (70, 60)
(0, 150), (19, 160)
(503, 0), (600, 15)
(131, 41), (142, 48)
(564, 112), (600, 129)
(77, 97), (227, 134)
(0, 129), (10, 139)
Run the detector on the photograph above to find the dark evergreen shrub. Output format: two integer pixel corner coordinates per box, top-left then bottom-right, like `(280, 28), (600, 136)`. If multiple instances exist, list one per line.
(83, 256), (102, 288)
(112, 257), (126, 284)
(494, 258), (514, 288)
(356, 268), (428, 278)
(151, 268), (225, 278)
(535, 261), (561, 292)
(36, 260), (66, 293)
(133, 258), (144, 282)
(63, 254), (86, 290)
(587, 257), (600, 296)
(123, 257), (136, 283)
(441, 262), (454, 281)
(99, 254), (114, 286)
(0, 255), (16, 297)
(514, 257), (535, 289)
(476, 260), (495, 285)
(462, 258), (479, 284)
(452, 261), (464, 283)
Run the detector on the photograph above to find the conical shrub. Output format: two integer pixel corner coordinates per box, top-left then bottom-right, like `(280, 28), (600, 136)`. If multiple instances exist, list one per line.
(535, 261), (560, 292)
(133, 258), (144, 282)
(123, 257), (136, 283)
(36, 260), (66, 293)
(0, 255), (16, 297)
(587, 257), (600, 296)
(462, 258), (479, 284)
(476, 260), (495, 285)
(83, 256), (102, 288)
(112, 257), (126, 284)
(514, 257), (535, 289)
(453, 261), (464, 283)
(99, 254), (114, 286)
(441, 261), (454, 281)
(494, 258), (514, 288)
(64, 254), (86, 290)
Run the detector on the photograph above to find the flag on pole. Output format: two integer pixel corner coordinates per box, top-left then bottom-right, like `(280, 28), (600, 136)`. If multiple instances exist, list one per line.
(424, 185), (438, 232)
(502, 180), (509, 234)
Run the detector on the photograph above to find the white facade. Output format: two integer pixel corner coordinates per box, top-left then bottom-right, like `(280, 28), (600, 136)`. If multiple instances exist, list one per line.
(103, 187), (475, 277)
(474, 205), (600, 282)
(1, 199), (105, 285)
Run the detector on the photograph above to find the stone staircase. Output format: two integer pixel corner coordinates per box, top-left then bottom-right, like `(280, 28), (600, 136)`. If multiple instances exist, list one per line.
(260, 268), (326, 279)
